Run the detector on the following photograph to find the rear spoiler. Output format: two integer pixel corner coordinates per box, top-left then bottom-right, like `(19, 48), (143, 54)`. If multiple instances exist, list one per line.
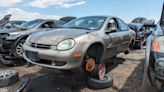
(0, 14), (11, 28)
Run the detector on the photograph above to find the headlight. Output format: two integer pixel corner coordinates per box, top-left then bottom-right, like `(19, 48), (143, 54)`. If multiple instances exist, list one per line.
(57, 39), (75, 50)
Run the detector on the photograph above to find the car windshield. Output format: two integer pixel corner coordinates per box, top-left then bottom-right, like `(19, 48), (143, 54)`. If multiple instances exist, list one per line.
(63, 17), (106, 30)
(20, 19), (42, 29)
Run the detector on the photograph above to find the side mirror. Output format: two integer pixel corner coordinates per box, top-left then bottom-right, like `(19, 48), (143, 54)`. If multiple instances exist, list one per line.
(106, 27), (117, 33)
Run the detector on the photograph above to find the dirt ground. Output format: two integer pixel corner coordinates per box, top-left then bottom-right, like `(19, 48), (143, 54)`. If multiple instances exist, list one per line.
(0, 49), (145, 92)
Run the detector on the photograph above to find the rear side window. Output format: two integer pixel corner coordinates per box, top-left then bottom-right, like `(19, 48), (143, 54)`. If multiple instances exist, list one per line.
(117, 18), (129, 31)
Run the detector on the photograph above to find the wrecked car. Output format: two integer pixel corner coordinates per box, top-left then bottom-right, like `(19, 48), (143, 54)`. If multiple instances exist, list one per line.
(131, 17), (147, 23)
(128, 21), (155, 49)
(142, 4), (164, 92)
(0, 19), (66, 66)
(23, 16), (135, 88)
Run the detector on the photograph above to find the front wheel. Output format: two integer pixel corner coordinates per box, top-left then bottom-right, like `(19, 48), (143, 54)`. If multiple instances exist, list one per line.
(12, 39), (26, 58)
(83, 57), (106, 80)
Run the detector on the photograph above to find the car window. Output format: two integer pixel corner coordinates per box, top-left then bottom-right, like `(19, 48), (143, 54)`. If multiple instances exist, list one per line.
(117, 18), (129, 31)
(55, 20), (65, 28)
(107, 18), (119, 32)
(20, 19), (42, 29)
(40, 21), (55, 29)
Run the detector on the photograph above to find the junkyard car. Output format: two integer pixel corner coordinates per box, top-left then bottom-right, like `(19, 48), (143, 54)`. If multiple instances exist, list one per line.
(0, 19), (65, 65)
(23, 16), (135, 81)
(142, 5), (164, 92)
(128, 21), (154, 49)
(131, 17), (147, 23)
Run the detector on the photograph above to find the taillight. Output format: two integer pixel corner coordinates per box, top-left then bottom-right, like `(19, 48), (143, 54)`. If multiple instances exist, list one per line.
(152, 36), (164, 52)
(152, 38), (160, 52)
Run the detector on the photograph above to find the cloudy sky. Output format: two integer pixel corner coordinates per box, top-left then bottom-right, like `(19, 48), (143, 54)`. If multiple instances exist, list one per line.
(0, 0), (163, 22)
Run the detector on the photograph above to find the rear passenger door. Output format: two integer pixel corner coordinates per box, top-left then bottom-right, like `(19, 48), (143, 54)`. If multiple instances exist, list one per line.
(117, 18), (132, 50)
(104, 18), (122, 59)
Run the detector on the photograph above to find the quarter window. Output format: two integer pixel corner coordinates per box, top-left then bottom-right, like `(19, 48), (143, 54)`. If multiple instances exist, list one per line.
(118, 19), (128, 31)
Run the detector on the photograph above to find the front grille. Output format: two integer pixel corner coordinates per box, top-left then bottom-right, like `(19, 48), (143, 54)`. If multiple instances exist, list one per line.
(30, 43), (51, 49)
(155, 59), (164, 78)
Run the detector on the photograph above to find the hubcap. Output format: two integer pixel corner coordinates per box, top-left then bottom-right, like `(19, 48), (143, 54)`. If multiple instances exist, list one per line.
(98, 63), (106, 80)
(0, 71), (14, 78)
(86, 58), (96, 72)
(16, 42), (24, 57)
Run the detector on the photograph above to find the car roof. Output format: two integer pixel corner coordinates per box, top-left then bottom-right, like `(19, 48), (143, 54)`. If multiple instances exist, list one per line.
(77, 16), (117, 19)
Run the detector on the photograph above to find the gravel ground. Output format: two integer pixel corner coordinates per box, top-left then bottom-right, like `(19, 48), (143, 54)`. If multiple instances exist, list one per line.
(0, 49), (145, 92)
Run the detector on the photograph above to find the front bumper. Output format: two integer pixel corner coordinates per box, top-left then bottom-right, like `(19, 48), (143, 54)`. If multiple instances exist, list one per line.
(0, 39), (14, 54)
(23, 44), (84, 70)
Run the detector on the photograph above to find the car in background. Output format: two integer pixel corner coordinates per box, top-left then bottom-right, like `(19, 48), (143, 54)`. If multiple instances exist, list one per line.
(128, 20), (155, 49)
(131, 17), (147, 23)
(0, 19), (66, 66)
(142, 4), (164, 92)
(60, 16), (76, 23)
(23, 16), (135, 88)
(3, 21), (27, 30)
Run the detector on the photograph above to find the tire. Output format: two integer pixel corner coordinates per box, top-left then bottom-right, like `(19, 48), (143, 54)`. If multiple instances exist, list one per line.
(87, 74), (113, 89)
(12, 39), (26, 58)
(0, 70), (19, 87)
(82, 57), (106, 80)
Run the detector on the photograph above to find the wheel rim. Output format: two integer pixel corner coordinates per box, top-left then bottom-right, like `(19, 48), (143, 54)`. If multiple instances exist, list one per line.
(98, 63), (106, 80)
(16, 42), (24, 57)
(0, 71), (14, 78)
(85, 58), (96, 72)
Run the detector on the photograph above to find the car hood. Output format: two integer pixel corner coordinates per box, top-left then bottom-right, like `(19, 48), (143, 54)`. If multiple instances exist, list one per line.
(0, 28), (30, 34)
(30, 28), (90, 45)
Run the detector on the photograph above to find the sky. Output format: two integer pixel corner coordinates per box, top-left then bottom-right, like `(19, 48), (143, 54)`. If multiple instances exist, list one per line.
(0, 0), (163, 23)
